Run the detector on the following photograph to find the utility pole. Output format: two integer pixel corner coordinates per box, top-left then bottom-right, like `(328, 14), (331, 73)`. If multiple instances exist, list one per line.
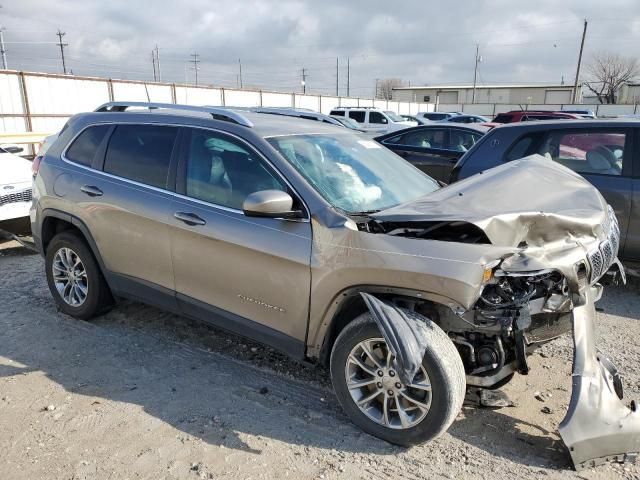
(56, 29), (68, 74)
(151, 50), (157, 81)
(573, 19), (588, 104)
(190, 53), (200, 85)
(238, 58), (243, 88)
(375, 78), (380, 99)
(346, 57), (350, 97)
(154, 45), (161, 81)
(0, 28), (7, 69)
(335, 57), (339, 96)
(472, 44), (480, 104)
(301, 67), (307, 94)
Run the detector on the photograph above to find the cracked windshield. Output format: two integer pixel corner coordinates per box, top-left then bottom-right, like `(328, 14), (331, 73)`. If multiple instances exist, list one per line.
(268, 133), (439, 213)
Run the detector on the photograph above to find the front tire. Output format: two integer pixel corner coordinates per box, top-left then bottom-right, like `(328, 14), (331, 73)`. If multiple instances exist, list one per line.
(45, 231), (112, 319)
(330, 312), (465, 446)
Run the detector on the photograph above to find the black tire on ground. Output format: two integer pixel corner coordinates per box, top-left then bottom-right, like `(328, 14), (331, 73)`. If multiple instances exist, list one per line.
(45, 231), (113, 320)
(330, 311), (466, 446)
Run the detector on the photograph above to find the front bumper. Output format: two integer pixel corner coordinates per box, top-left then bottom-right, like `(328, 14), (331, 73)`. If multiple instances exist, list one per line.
(0, 200), (31, 223)
(558, 284), (640, 469)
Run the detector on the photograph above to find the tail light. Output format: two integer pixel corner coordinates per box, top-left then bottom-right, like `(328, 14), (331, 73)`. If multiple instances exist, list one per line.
(31, 156), (42, 177)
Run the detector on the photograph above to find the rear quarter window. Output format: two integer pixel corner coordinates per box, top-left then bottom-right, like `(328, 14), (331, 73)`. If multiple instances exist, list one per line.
(330, 110), (344, 117)
(64, 124), (111, 167)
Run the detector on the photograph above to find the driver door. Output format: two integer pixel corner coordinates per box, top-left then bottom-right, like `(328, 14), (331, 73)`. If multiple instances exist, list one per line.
(168, 127), (312, 356)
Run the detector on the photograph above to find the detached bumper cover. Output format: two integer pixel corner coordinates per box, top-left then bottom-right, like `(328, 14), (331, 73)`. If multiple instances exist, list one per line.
(558, 285), (640, 469)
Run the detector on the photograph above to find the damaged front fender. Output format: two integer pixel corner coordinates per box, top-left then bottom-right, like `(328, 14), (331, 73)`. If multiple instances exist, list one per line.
(559, 285), (640, 469)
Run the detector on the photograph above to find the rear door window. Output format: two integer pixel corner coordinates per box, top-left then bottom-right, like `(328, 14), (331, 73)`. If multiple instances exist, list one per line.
(396, 128), (449, 149)
(536, 130), (627, 176)
(65, 124), (111, 167)
(348, 111), (366, 123)
(447, 130), (483, 152)
(368, 111), (388, 124)
(103, 124), (178, 189)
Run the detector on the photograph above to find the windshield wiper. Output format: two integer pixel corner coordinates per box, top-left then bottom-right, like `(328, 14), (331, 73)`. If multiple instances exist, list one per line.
(351, 209), (382, 215)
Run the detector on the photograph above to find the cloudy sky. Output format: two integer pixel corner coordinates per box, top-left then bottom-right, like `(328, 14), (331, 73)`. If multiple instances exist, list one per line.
(2, 0), (640, 96)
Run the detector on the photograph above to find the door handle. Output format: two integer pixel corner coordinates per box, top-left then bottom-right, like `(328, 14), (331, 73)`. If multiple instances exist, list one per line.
(80, 185), (103, 197)
(174, 212), (206, 226)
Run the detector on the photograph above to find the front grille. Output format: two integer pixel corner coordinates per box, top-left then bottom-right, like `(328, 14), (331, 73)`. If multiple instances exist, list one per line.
(588, 206), (620, 283)
(0, 188), (32, 207)
(588, 248), (604, 282)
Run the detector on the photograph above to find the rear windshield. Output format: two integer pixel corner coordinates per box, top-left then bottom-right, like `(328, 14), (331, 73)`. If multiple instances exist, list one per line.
(492, 114), (513, 123)
(423, 113), (448, 120)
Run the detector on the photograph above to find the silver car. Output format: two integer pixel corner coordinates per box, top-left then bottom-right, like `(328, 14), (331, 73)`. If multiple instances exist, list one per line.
(30, 102), (639, 469)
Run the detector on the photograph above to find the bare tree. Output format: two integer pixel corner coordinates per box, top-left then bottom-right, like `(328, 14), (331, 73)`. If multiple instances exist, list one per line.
(377, 78), (403, 100)
(584, 52), (639, 104)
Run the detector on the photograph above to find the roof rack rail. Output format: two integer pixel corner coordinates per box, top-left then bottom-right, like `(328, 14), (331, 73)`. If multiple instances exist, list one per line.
(332, 106), (379, 110)
(94, 101), (254, 128)
(236, 107), (342, 126)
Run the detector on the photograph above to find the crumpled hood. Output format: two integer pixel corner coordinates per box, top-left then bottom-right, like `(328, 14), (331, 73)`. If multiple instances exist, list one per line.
(372, 155), (608, 248)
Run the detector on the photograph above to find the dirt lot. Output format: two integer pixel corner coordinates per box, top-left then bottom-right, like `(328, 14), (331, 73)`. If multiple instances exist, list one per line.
(1, 241), (639, 480)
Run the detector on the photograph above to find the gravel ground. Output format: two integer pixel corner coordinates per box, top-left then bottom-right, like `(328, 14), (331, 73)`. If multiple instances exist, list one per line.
(1, 241), (639, 480)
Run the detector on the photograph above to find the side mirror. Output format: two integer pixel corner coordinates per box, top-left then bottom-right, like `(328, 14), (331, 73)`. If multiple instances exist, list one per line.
(3, 145), (24, 154)
(243, 190), (302, 219)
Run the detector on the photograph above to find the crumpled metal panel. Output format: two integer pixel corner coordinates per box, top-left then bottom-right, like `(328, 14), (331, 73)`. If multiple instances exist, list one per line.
(372, 155), (608, 249)
(359, 292), (428, 385)
(559, 285), (640, 469)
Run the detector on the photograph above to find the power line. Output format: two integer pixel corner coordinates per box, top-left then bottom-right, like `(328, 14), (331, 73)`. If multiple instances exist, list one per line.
(55, 29), (67, 74)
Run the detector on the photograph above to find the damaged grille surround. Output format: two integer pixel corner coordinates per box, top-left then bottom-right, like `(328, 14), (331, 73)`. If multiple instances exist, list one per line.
(587, 206), (620, 284)
(0, 188), (32, 207)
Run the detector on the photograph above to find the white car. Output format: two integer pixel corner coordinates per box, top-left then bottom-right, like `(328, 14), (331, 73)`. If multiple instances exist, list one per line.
(329, 107), (417, 134)
(0, 146), (33, 235)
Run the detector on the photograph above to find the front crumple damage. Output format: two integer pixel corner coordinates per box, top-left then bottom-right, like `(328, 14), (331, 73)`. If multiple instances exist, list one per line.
(559, 285), (640, 470)
(371, 155), (616, 297)
(351, 156), (635, 468)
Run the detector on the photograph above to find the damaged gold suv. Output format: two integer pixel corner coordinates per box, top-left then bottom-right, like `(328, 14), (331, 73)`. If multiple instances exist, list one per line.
(31, 102), (638, 470)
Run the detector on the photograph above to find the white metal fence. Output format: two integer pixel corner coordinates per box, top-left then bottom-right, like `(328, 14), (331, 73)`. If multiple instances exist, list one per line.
(0, 70), (433, 135)
(1, 70), (637, 139)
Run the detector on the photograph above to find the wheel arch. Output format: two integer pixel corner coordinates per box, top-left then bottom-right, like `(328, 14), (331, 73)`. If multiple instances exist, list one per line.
(313, 285), (461, 367)
(40, 209), (108, 275)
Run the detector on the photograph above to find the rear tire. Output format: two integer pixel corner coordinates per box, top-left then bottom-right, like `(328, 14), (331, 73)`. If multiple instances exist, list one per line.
(330, 311), (465, 446)
(45, 231), (112, 319)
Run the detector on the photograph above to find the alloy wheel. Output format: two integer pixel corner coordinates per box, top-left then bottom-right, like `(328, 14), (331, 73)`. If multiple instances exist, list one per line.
(52, 247), (89, 307)
(345, 337), (432, 429)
